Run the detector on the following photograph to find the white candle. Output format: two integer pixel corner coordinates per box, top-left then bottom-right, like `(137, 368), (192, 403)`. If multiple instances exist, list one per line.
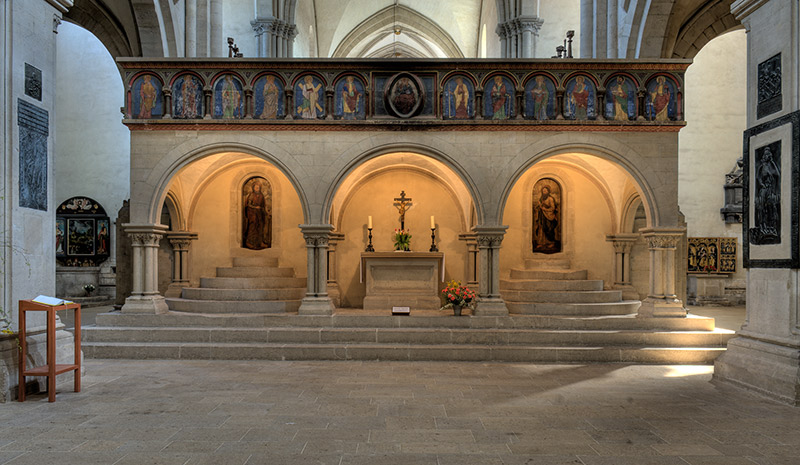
(368, 216), (372, 229)
(430, 216), (435, 229)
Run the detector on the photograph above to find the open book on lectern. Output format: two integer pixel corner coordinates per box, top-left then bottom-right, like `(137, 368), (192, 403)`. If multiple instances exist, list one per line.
(32, 295), (73, 306)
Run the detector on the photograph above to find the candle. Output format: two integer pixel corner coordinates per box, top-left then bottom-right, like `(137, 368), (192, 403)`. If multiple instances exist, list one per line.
(368, 216), (372, 229)
(430, 216), (435, 229)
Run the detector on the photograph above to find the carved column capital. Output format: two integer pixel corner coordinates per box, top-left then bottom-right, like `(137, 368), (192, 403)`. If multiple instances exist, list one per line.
(472, 225), (508, 248)
(640, 228), (685, 249)
(124, 223), (169, 246)
(605, 233), (639, 253)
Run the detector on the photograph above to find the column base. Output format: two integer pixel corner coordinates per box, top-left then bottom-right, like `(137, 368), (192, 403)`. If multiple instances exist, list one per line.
(713, 336), (800, 406)
(122, 295), (169, 314)
(474, 298), (509, 316)
(164, 283), (186, 298)
(637, 298), (686, 318)
(298, 296), (334, 316)
(612, 284), (640, 301)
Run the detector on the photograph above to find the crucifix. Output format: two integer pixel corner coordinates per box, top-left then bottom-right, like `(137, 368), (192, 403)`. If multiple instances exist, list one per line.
(393, 190), (412, 230)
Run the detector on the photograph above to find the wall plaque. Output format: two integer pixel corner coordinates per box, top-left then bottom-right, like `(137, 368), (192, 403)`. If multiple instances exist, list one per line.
(18, 99), (48, 211)
(743, 110), (799, 268)
(24, 63), (42, 101)
(757, 53), (781, 119)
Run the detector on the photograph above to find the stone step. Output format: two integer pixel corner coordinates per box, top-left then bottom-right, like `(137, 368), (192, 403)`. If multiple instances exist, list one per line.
(216, 266), (295, 278)
(93, 311), (717, 332)
(232, 256), (279, 267)
(524, 258), (572, 269)
(165, 298), (301, 313)
(181, 287), (305, 301)
(509, 269), (588, 280)
(505, 300), (641, 316)
(81, 341), (726, 364)
(500, 279), (604, 291)
(501, 290), (622, 303)
(83, 326), (734, 347)
(200, 276), (306, 289)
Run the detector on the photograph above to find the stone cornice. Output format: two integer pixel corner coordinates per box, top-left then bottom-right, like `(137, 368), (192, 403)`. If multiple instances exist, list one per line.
(45, 0), (73, 14)
(730, 0), (771, 20)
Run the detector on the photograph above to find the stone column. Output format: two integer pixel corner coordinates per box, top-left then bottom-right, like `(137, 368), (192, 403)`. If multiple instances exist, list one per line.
(580, 0), (594, 57)
(122, 223), (169, 314)
(713, 0), (800, 406)
(165, 231), (198, 298)
(327, 232), (345, 307)
(251, 19), (272, 57)
(185, 0), (197, 57)
(473, 226), (508, 316)
(209, 0), (224, 56)
(459, 232), (479, 288)
(637, 228), (685, 317)
(606, 0), (618, 58)
(298, 224), (335, 315)
(605, 233), (639, 300)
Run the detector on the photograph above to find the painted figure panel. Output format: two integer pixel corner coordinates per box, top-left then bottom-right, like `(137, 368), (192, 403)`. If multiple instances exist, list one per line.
(242, 177), (272, 250)
(688, 238), (719, 273)
(295, 75), (324, 119)
(131, 74), (163, 118)
(524, 75), (556, 120)
(68, 218), (95, 256)
(172, 74), (203, 118)
(646, 76), (677, 121)
(564, 76), (596, 120)
(751, 141), (781, 245)
(56, 218), (65, 256)
(97, 219), (110, 255)
(254, 74), (284, 119)
(335, 76), (365, 120)
(532, 178), (561, 254)
(484, 76), (514, 120)
(214, 75), (244, 119)
(389, 76), (420, 117)
(442, 75), (474, 119)
(605, 76), (637, 121)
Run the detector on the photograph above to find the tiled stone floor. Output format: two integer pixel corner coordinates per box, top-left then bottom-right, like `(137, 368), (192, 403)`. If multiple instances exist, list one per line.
(2, 359), (799, 465)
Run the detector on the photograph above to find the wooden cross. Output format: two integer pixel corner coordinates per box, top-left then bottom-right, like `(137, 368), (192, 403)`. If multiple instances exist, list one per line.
(393, 190), (412, 230)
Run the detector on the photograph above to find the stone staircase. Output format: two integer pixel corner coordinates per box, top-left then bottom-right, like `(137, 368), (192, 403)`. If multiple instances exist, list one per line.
(501, 258), (641, 316)
(165, 256), (306, 314)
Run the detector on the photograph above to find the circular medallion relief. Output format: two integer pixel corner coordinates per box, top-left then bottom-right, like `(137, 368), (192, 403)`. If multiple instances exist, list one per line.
(384, 73), (425, 118)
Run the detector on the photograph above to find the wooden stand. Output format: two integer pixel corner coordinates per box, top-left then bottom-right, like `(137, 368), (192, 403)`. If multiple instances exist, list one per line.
(18, 299), (81, 402)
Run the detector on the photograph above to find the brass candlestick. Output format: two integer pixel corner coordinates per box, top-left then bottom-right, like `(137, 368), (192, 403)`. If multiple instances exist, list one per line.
(429, 227), (438, 252)
(365, 227), (375, 252)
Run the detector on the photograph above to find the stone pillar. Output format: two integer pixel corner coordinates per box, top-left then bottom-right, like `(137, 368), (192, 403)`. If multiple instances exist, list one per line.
(473, 226), (508, 316)
(327, 232), (345, 307)
(251, 17), (296, 58)
(209, 0), (223, 56)
(580, 0), (594, 57)
(459, 232), (479, 288)
(164, 231), (198, 298)
(298, 224), (335, 315)
(713, 0), (800, 406)
(605, 233), (639, 300)
(122, 223), (169, 314)
(606, 0), (618, 58)
(637, 228), (685, 317)
(185, 0), (197, 57)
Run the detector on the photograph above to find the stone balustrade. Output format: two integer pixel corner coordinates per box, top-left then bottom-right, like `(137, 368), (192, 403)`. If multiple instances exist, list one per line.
(121, 58), (689, 127)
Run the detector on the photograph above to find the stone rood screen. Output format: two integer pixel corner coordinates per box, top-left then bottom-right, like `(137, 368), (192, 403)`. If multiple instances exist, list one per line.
(120, 58), (689, 127)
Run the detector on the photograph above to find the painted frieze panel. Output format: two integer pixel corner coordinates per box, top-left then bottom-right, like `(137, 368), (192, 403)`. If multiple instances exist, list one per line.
(382, 73), (429, 118)
(172, 74), (203, 119)
(563, 75), (596, 120)
(442, 74), (475, 119)
(524, 74), (556, 120)
(605, 75), (637, 121)
(214, 74), (244, 119)
(532, 178), (562, 254)
(334, 75), (366, 120)
(295, 74), (325, 119)
(484, 75), (515, 120)
(645, 75), (677, 121)
(254, 73), (285, 119)
(242, 176), (272, 250)
(131, 74), (163, 119)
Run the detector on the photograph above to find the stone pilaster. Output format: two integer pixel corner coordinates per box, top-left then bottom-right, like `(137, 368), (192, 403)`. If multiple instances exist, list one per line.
(496, 16), (544, 58)
(251, 17), (297, 58)
(122, 223), (169, 314)
(326, 232), (345, 308)
(605, 233), (639, 300)
(637, 228), (686, 317)
(458, 232), (479, 289)
(473, 226), (509, 316)
(164, 231), (198, 298)
(298, 224), (335, 315)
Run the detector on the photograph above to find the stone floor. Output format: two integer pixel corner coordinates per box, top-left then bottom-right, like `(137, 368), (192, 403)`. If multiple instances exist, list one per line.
(3, 358), (799, 465)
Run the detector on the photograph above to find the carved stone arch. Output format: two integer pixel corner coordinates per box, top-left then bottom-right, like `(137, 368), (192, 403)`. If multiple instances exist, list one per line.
(63, 0), (140, 60)
(621, 193), (644, 234)
(331, 5), (464, 58)
(162, 191), (186, 231)
(661, 0), (743, 59)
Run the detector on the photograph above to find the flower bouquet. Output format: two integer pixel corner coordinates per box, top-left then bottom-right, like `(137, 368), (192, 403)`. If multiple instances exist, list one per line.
(440, 280), (476, 315)
(393, 229), (411, 251)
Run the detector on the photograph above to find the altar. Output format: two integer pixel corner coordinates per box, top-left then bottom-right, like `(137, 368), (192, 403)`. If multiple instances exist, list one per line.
(360, 252), (444, 311)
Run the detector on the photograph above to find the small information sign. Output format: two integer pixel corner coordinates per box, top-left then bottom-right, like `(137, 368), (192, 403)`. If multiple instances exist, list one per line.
(391, 306), (410, 316)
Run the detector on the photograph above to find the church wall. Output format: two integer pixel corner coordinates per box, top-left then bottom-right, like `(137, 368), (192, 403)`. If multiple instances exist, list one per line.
(333, 168), (468, 308)
(537, 0), (580, 58)
(223, 0), (257, 58)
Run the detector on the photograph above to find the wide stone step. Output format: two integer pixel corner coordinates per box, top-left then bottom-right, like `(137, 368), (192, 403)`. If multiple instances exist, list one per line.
(232, 256), (279, 267)
(165, 298), (301, 313)
(216, 266), (294, 278)
(181, 287), (305, 301)
(500, 290), (622, 303)
(509, 269), (588, 280)
(81, 341), (726, 364)
(505, 300), (641, 316)
(93, 311), (717, 332)
(524, 258), (572, 269)
(500, 279), (603, 291)
(83, 326), (734, 347)
(200, 276), (306, 289)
